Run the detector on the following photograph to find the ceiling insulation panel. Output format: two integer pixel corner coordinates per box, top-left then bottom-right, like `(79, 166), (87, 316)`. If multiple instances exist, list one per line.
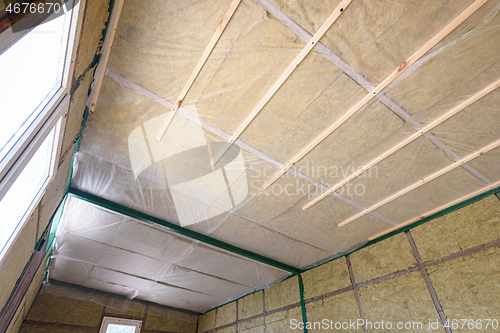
(319, 0), (475, 85)
(55, 0), (500, 311)
(49, 197), (288, 313)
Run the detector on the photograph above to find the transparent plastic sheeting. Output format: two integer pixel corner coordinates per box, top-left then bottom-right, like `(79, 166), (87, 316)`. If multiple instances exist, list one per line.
(70, 0), (500, 290)
(48, 196), (288, 313)
(37, 282), (199, 322)
(72, 83), (382, 267)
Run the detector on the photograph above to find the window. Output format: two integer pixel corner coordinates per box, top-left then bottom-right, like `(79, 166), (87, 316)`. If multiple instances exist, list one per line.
(0, 0), (82, 258)
(0, 8), (70, 162)
(99, 317), (142, 333)
(0, 126), (56, 254)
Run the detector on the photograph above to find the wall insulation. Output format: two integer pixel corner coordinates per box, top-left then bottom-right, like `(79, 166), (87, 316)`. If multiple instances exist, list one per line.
(0, 0), (111, 330)
(198, 276), (303, 333)
(18, 282), (198, 333)
(195, 194), (500, 333)
(5, 0), (500, 330)
(68, 0), (500, 292)
(47, 195), (289, 313)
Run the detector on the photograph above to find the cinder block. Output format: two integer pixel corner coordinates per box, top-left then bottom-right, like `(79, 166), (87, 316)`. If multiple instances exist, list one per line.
(302, 258), (350, 300)
(350, 233), (416, 283)
(264, 276), (300, 311)
(238, 291), (263, 320)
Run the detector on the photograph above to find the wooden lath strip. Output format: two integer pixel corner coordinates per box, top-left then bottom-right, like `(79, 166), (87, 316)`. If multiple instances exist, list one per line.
(210, 0), (352, 166)
(253, 0), (490, 187)
(155, 0), (242, 141)
(338, 137), (500, 228)
(104, 70), (396, 226)
(86, 0), (125, 111)
(262, 0), (489, 190)
(302, 77), (500, 210)
(368, 179), (500, 241)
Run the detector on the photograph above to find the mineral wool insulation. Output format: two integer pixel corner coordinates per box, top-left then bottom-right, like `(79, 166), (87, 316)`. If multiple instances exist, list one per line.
(49, 0), (500, 312)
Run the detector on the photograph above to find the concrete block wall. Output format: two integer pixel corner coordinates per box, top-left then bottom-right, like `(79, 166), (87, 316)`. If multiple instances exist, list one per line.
(197, 195), (500, 332)
(0, 0), (111, 331)
(19, 283), (198, 333)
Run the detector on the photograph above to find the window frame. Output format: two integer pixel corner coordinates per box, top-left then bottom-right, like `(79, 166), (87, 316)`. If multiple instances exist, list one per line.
(99, 317), (143, 333)
(0, 0), (86, 258)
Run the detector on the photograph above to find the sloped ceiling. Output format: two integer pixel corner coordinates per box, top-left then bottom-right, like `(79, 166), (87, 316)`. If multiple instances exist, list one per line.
(50, 0), (500, 312)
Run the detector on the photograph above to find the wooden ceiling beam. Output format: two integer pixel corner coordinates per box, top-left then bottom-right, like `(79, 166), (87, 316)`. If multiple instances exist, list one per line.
(155, 0), (242, 141)
(368, 179), (500, 241)
(86, 0), (125, 111)
(303, 77), (500, 210)
(210, 0), (352, 166)
(262, 0), (489, 190)
(338, 137), (500, 228)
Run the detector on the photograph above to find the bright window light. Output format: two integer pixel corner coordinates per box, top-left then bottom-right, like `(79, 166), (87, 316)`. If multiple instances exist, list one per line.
(0, 1), (77, 257)
(0, 9), (70, 162)
(0, 127), (55, 254)
(99, 317), (142, 333)
(106, 324), (137, 333)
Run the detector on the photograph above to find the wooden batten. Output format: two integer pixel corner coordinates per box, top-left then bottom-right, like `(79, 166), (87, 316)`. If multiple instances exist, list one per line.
(86, 0), (125, 112)
(210, 0), (353, 166)
(262, 0), (489, 190)
(302, 77), (500, 210)
(369, 179), (500, 241)
(155, 0), (242, 141)
(338, 137), (500, 228)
